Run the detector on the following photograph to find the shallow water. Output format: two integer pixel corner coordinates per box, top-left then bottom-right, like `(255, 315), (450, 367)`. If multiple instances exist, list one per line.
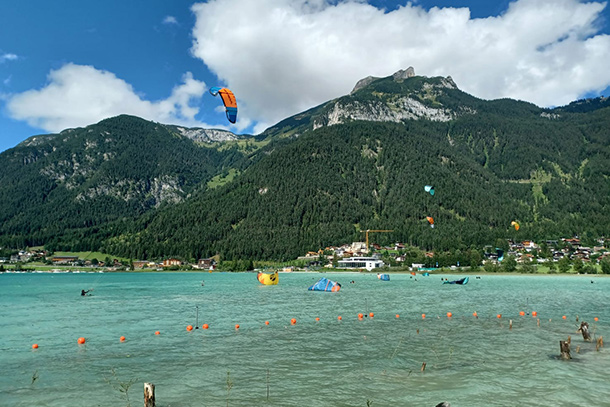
(1, 272), (609, 407)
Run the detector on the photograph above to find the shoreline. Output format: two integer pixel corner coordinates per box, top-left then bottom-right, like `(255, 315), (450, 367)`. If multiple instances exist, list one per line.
(1, 268), (607, 277)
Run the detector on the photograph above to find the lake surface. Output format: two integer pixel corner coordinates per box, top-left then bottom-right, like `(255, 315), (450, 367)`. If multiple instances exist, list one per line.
(1, 272), (609, 406)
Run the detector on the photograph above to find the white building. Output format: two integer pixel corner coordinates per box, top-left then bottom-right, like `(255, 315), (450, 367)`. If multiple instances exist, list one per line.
(337, 256), (385, 271)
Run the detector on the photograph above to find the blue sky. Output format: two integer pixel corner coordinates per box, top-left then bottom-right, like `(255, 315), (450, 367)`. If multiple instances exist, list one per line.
(1, 0), (610, 152)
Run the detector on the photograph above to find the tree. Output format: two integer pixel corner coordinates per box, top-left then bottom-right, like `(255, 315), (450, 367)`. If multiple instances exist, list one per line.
(558, 256), (571, 273)
(484, 261), (499, 273)
(573, 258), (584, 274)
(501, 256), (517, 272)
(547, 261), (557, 273)
(601, 257), (610, 274)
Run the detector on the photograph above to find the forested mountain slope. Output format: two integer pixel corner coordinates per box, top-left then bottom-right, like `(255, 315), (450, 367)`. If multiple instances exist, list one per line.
(1, 73), (608, 260)
(0, 115), (246, 249)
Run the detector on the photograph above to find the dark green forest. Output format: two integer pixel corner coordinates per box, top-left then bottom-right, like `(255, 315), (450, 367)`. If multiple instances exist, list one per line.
(1, 75), (608, 261)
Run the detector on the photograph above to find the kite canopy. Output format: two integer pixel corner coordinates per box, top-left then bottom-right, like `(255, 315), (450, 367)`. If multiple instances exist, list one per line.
(426, 216), (435, 228)
(257, 270), (278, 285)
(424, 185), (435, 196)
(377, 273), (390, 281)
(308, 277), (341, 292)
(209, 86), (237, 123)
(496, 248), (505, 262)
(511, 221), (520, 231)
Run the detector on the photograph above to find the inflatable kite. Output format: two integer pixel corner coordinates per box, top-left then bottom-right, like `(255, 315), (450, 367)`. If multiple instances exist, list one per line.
(496, 248), (505, 262)
(424, 185), (435, 196)
(377, 273), (390, 281)
(209, 86), (237, 123)
(257, 270), (278, 285)
(511, 221), (520, 231)
(308, 277), (341, 292)
(426, 216), (435, 228)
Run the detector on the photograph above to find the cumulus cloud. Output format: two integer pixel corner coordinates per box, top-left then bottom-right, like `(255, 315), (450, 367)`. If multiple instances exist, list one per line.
(6, 63), (216, 133)
(163, 15), (178, 25)
(191, 0), (610, 132)
(0, 53), (18, 63)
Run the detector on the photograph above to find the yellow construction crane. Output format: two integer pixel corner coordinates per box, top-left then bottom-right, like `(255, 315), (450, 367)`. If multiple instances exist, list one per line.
(360, 229), (393, 253)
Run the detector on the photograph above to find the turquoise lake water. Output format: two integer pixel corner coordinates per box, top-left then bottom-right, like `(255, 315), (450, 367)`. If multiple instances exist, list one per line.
(1, 271), (609, 407)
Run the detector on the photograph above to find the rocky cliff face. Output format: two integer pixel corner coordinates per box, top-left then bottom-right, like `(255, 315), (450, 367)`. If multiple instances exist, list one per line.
(351, 66), (415, 94)
(171, 126), (239, 143)
(315, 70), (470, 129)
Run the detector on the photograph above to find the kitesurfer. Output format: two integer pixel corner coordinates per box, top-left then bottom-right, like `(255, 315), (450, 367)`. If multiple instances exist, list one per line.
(81, 289), (92, 296)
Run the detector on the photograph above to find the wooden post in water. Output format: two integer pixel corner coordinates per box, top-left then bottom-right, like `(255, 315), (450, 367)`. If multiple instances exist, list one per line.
(577, 322), (591, 341)
(597, 336), (604, 351)
(509, 320), (513, 330)
(421, 362), (426, 372)
(559, 340), (571, 360)
(144, 383), (155, 407)
(537, 318), (540, 327)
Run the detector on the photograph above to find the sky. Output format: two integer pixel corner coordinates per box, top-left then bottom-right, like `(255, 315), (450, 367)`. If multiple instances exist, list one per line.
(1, 0), (610, 153)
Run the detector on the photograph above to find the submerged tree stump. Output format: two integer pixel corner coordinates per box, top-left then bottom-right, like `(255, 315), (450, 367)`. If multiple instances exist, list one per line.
(578, 322), (591, 341)
(560, 340), (571, 360)
(144, 382), (155, 407)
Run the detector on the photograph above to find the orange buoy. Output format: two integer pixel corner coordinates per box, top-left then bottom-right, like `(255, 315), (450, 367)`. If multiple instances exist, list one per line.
(290, 318), (296, 325)
(338, 316), (342, 321)
(447, 312), (453, 318)
(235, 324), (240, 329)
(120, 336), (126, 342)
(265, 321), (270, 325)
(562, 316), (567, 320)
(202, 324), (209, 329)
(155, 331), (160, 335)
(473, 312), (478, 317)
(594, 317), (599, 322)
(77, 337), (86, 345)
(358, 313), (364, 319)
(519, 311), (525, 316)
(396, 314), (400, 319)
(532, 311), (538, 317)
(32, 344), (39, 349)
(369, 312), (374, 318)
(422, 313), (426, 319)
(315, 317), (320, 322)
(186, 325), (193, 331)
(497, 314), (502, 319)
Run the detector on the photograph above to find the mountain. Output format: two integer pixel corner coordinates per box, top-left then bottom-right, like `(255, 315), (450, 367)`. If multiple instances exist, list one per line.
(0, 115), (248, 249)
(1, 70), (609, 260)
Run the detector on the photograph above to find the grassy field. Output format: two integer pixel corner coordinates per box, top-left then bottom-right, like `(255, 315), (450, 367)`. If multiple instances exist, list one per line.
(52, 251), (130, 262)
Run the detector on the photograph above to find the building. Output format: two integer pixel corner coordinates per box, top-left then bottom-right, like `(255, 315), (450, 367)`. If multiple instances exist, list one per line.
(196, 258), (215, 270)
(162, 258), (182, 267)
(337, 256), (385, 271)
(51, 256), (79, 264)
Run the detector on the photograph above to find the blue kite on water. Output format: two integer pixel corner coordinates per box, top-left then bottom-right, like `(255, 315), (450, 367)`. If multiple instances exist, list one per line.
(308, 277), (341, 292)
(377, 273), (390, 281)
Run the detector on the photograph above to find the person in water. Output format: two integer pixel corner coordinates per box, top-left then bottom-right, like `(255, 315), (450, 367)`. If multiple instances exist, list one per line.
(81, 289), (92, 296)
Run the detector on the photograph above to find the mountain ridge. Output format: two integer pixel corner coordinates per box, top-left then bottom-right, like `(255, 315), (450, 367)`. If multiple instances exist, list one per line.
(1, 72), (608, 259)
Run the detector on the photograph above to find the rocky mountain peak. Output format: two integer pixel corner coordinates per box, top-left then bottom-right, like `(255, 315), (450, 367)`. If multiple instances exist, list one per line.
(351, 67), (416, 94)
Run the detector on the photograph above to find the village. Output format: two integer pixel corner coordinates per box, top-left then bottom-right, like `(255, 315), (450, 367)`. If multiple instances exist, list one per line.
(1, 237), (608, 273)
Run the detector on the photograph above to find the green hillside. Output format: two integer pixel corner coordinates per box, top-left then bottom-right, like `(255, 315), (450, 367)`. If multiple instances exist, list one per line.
(1, 74), (608, 260)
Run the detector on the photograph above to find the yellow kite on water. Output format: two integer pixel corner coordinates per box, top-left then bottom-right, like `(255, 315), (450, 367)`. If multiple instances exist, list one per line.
(257, 270), (279, 285)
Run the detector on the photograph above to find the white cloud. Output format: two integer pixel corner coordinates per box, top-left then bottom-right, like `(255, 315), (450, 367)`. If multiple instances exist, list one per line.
(163, 15), (178, 25)
(0, 53), (18, 63)
(6, 63), (219, 133)
(191, 0), (610, 131)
